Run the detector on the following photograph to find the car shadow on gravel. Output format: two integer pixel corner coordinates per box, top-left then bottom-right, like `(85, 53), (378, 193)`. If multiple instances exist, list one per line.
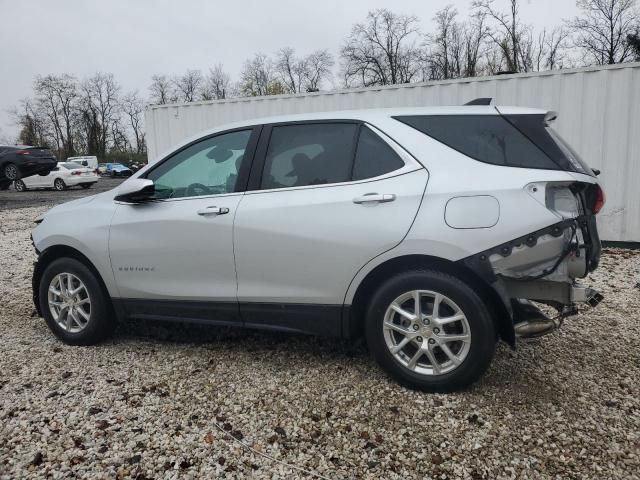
(115, 319), (367, 357)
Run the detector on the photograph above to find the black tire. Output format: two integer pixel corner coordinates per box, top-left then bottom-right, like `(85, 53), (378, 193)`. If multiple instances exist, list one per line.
(80, 183), (93, 189)
(53, 178), (66, 191)
(39, 257), (115, 345)
(365, 270), (496, 392)
(3, 162), (19, 180)
(14, 180), (27, 192)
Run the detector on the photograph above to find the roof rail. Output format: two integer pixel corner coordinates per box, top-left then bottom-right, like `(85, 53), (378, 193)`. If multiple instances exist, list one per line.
(464, 98), (493, 106)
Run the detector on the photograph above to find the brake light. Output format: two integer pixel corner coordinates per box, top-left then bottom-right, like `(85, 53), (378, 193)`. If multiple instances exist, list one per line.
(71, 171), (81, 176)
(593, 184), (605, 214)
(16, 149), (30, 155)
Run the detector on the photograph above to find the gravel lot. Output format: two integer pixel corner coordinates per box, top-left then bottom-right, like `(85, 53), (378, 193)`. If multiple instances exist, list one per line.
(1, 203), (639, 479)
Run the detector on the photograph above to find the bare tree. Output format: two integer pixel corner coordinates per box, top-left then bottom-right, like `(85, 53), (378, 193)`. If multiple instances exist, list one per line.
(239, 53), (284, 96)
(429, 5), (463, 80)
(148, 74), (175, 105)
(473, 0), (527, 72)
(200, 64), (231, 100)
(567, 0), (639, 65)
(80, 72), (121, 157)
(174, 70), (203, 103)
(121, 91), (146, 154)
(34, 74), (78, 156)
(275, 47), (306, 93)
(303, 49), (334, 91)
(11, 98), (51, 147)
(274, 48), (334, 93)
(341, 9), (423, 87)
(629, 31), (640, 59)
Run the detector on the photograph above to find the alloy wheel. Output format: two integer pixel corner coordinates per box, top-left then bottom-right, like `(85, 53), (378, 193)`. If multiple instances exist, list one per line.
(54, 179), (65, 191)
(4, 164), (18, 180)
(383, 290), (471, 376)
(48, 273), (92, 333)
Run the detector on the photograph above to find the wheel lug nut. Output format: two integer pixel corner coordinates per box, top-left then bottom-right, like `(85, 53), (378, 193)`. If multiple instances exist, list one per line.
(433, 328), (440, 334)
(428, 338), (436, 345)
(413, 324), (419, 330)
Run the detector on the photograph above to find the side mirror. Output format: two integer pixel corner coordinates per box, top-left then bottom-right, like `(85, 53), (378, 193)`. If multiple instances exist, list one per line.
(114, 178), (155, 204)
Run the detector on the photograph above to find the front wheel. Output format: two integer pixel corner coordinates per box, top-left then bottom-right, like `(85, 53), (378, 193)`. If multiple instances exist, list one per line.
(3, 162), (19, 180)
(39, 257), (114, 345)
(365, 270), (496, 392)
(14, 180), (27, 192)
(53, 178), (66, 191)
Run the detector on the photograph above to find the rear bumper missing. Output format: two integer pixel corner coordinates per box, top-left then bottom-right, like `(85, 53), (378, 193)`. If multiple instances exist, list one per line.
(460, 214), (602, 342)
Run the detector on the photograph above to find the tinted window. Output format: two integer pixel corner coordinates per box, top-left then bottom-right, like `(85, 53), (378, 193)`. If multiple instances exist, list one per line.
(147, 129), (252, 199)
(353, 126), (405, 180)
(395, 115), (559, 170)
(61, 162), (83, 169)
(261, 123), (358, 189)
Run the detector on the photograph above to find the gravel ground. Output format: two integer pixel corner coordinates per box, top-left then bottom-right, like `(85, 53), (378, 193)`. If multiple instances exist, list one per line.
(1, 205), (639, 480)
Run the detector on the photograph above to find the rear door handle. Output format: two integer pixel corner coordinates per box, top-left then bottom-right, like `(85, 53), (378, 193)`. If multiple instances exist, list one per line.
(197, 206), (229, 216)
(353, 193), (396, 204)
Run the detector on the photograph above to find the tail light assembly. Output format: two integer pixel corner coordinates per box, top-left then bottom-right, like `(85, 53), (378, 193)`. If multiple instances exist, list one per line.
(592, 184), (605, 215)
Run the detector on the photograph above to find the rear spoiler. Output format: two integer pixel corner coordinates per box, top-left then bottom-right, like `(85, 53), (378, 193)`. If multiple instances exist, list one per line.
(464, 98), (493, 106)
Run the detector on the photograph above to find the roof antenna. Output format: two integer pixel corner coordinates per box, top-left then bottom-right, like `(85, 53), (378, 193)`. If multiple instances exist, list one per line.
(464, 98), (493, 106)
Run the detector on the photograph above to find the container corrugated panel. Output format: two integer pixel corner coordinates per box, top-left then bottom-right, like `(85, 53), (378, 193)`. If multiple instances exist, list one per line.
(145, 62), (640, 242)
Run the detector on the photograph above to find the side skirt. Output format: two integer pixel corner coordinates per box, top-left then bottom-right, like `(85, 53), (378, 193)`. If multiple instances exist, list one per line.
(117, 299), (345, 338)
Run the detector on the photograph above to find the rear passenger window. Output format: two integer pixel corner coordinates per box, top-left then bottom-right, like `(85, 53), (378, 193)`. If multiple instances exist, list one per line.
(261, 123), (358, 189)
(395, 115), (559, 170)
(353, 126), (405, 180)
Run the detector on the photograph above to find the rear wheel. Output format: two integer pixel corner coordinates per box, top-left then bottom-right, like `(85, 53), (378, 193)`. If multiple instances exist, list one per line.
(3, 162), (19, 180)
(14, 180), (27, 192)
(54, 178), (66, 191)
(365, 270), (496, 392)
(39, 257), (114, 345)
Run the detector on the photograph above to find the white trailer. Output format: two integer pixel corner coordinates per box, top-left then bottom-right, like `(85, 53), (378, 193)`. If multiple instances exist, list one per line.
(145, 62), (640, 242)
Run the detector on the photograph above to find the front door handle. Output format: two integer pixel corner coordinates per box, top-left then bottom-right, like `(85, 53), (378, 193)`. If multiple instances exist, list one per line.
(197, 206), (229, 216)
(353, 193), (396, 204)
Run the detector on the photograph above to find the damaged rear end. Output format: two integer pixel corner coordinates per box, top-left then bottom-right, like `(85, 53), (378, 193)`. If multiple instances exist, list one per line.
(468, 180), (604, 338)
(464, 112), (605, 339)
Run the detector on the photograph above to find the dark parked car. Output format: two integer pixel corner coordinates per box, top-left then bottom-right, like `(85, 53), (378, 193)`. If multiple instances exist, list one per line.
(0, 145), (57, 181)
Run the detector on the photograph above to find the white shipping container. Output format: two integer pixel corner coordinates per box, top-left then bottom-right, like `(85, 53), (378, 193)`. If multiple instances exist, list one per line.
(145, 63), (640, 242)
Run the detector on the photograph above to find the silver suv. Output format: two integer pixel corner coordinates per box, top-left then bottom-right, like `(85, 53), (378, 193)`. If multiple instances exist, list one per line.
(31, 106), (604, 392)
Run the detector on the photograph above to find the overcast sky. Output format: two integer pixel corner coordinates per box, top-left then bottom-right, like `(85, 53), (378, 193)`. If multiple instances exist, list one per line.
(0, 0), (581, 141)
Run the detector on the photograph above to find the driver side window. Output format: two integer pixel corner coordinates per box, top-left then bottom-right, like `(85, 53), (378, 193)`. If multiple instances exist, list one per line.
(147, 129), (252, 199)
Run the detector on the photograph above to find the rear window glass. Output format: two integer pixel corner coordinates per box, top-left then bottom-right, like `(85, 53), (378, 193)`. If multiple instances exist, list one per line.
(261, 123), (358, 189)
(61, 162), (83, 169)
(395, 114), (589, 173)
(353, 126), (405, 180)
